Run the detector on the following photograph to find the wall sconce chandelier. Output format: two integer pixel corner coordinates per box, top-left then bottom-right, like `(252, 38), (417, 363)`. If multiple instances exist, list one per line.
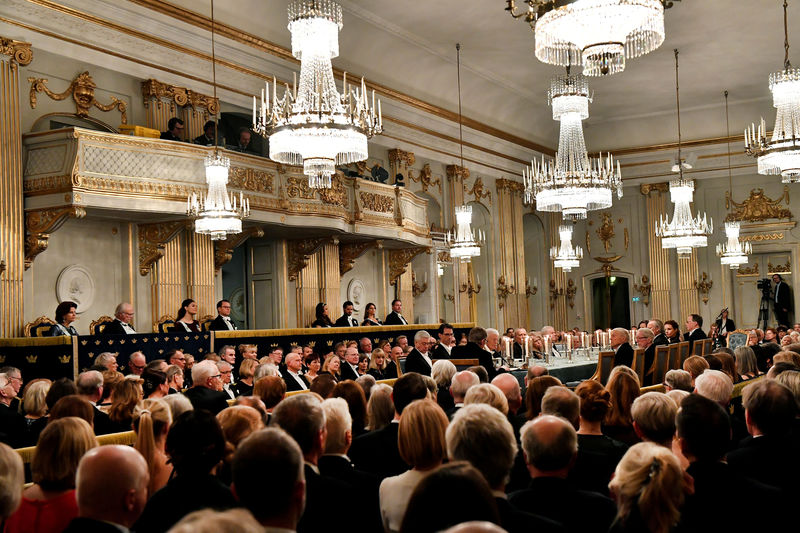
(187, 0), (250, 240)
(252, 0), (382, 189)
(744, 1), (800, 183)
(718, 91), (751, 269)
(505, 0), (666, 76)
(550, 224), (583, 272)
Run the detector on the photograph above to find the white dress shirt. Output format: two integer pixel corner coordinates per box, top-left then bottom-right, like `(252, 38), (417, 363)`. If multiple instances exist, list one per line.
(222, 316), (235, 330)
(288, 370), (309, 390)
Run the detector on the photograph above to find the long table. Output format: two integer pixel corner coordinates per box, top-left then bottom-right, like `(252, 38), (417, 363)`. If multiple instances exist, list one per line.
(511, 360), (598, 390)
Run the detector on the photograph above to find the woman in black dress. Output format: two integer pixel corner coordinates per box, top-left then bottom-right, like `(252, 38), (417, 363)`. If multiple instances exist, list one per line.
(173, 299), (201, 332)
(311, 302), (334, 327)
(361, 302), (382, 326)
(48, 301), (78, 336)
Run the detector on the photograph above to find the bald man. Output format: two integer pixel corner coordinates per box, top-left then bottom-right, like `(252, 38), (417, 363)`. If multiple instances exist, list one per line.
(63, 445), (149, 532)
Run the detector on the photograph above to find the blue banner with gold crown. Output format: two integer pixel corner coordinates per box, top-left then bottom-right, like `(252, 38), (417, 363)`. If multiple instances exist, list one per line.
(76, 332), (211, 374)
(0, 336), (75, 381)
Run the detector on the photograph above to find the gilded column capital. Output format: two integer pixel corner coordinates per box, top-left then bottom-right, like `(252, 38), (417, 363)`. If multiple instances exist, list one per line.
(141, 78), (219, 114)
(388, 247), (430, 286)
(0, 37), (33, 68)
(639, 182), (669, 195)
(446, 165), (469, 182)
(287, 238), (328, 282)
(214, 227), (265, 273)
(137, 220), (188, 276)
(495, 178), (524, 195)
(339, 240), (382, 276)
(388, 149), (415, 167)
(25, 206), (86, 269)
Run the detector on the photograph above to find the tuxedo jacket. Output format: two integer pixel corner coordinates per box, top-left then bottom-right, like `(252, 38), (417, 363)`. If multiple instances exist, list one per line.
(182, 386), (230, 415)
(300, 464), (360, 533)
(775, 281), (792, 310)
(102, 319), (134, 335)
(494, 496), (566, 533)
(283, 371), (310, 392)
(613, 342), (634, 368)
(652, 332), (669, 346)
(684, 328), (707, 351)
(432, 343), (452, 360)
(208, 314), (237, 331)
(339, 362), (360, 381)
(63, 518), (129, 533)
(349, 422), (407, 480)
(318, 455), (381, 530)
(383, 311), (408, 325)
(334, 314), (359, 327)
(452, 341), (499, 380)
(643, 344), (656, 385)
(404, 348), (432, 376)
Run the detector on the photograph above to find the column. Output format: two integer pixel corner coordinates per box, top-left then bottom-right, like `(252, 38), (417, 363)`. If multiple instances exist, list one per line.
(495, 179), (527, 329)
(678, 251), (700, 321)
(641, 183), (672, 320)
(447, 164), (472, 322)
(548, 214), (568, 331)
(150, 236), (185, 330)
(185, 230), (216, 319)
(0, 38), (32, 336)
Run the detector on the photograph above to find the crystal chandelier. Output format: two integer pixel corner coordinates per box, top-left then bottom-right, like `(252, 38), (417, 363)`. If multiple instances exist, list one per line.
(656, 49), (712, 258)
(550, 224), (583, 272)
(252, 0), (382, 189)
(744, 1), (800, 183)
(505, 0), (665, 76)
(718, 91), (751, 269)
(187, 0), (250, 240)
(523, 72), (622, 220)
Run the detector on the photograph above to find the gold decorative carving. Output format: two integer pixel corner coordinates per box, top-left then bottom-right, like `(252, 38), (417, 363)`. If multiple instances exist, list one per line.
(0, 260), (5, 276)
(388, 247), (430, 286)
(465, 177), (492, 206)
(446, 165), (469, 182)
(141, 79), (219, 115)
(594, 255), (623, 277)
(695, 272), (713, 305)
(137, 220), (187, 276)
(549, 279), (563, 309)
(214, 226), (265, 272)
(459, 279), (481, 296)
(360, 192), (394, 213)
(388, 149), (415, 167)
(437, 251), (451, 264)
(411, 271), (428, 297)
(740, 232), (784, 242)
(497, 275), (516, 309)
(495, 178), (525, 195)
(287, 238), (328, 282)
(286, 177), (316, 200)
(25, 206), (86, 269)
(444, 293), (455, 302)
(596, 213), (615, 253)
(737, 263), (759, 276)
(339, 240), (381, 276)
(318, 175), (347, 207)
(229, 167), (273, 194)
(725, 187), (792, 222)
(566, 279), (577, 309)
(525, 276), (537, 297)
(624, 228), (630, 251)
(634, 275), (652, 307)
(29, 72), (128, 123)
(768, 261), (791, 274)
(0, 37), (33, 67)
(639, 182), (669, 195)
(408, 163), (441, 193)
(585, 231), (592, 255)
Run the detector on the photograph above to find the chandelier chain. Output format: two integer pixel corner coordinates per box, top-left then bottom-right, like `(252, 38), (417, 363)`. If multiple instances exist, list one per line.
(674, 49), (682, 169)
(725, 90), (732, 195)
(456, 43), (465, 172)
(785, 0), (792, 70)
(210, 0), (219, 150)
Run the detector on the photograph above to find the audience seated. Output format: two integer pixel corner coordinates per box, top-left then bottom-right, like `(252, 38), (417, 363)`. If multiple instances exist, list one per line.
(0, 442), (24, 521)
(161, 393), (193, 420)
(20, 379), (50, 446)
(182, 360), (229, 415)
(447, 370), (480, 419)
(215, 405), (264, 485)
(630, 392), (676, 448)
(331, 380), (369, 437)
(75, 370), (113, 435)
(49, 395), (95, 428)
(607, 442), (689, 533)
(683, 355), (709, 385)
(107, 378), (142, 433)
(0, 373), (26, 448)
(132, 398), (172, 496)
(366, 383), (395, 431)
(510, 415), (615, 533)
(168, 509), (264, 533)
(663, 369), (692, 392)
(433, 359), (458, 412)
(465, 383), (508, 415)
(540, 386), (580, 430)
(603, 367), (641, 446)
(525, 375), (563, 419)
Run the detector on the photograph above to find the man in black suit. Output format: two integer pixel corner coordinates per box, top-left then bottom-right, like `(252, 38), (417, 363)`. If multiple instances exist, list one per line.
(647, 319), (669, 346)
(448, 405), (565, 533)
(452, 326), (502, 380)
(432, 323), (455, 360)
(610, 327), (634, 368)
(76, 370), (114, 436)
(683, 313), (707, 351)
(231, 428), (306, 531)
(193, 120), (216, 146)
(509, 416), (616, 533)
(446, 370), (480, 419)
(339, 345), (361, 381)
(283, 352), (310, 391)
(103, 302), (136, 335)
(0, 373), (25, 448)
(349, 373), (428, 479)
(273, 394), (361, 533)
(384, 299), (409, 325)
(160, 117), (184, 141)
(181, 360), (230, 415)
(209, 299), (237, 331)
(404, 330), (434, 376)
(634, 327), (657, 385)
(677, 394), (782, 531)
(773, 274), (792, 327)
(334, 300), (359, 327)
(63, 445), (149, 533)
(512, 328), (527, 359)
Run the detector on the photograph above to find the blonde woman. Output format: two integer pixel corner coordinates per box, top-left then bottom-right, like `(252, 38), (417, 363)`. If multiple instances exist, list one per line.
(234, 359), (258, 396)
(321, 353), (341, 382)
(21, 379), (51, 447)
(133, 398), (173, 495)
(108, 378), (143, 433)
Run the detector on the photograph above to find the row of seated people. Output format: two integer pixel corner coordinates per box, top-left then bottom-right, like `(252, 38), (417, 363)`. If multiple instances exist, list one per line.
(1, 329), (798, 533)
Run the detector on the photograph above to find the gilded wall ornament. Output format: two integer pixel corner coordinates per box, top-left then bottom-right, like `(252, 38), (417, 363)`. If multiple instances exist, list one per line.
(229, 167), (274, 194)
(695, 272), (713, 304)
(318, 175), (347, 207)
(639, 182), (669, 195)
(286, 176), (316, 200)
(339, 240), (381, 276)
(446, 164), (470, 182)
(624, 228), (630, 251)
(737, 263), (759, 276)
(466, 177), (492, 206)
(768, 261), (791, 274)
(740, 232), (784, 242)
(25, 206), (86, 269)
(593, 255), (622, 277)
(525, 276), (537, 297)
(141, 79), (219, 114)
(408, 163), (442, 193)
(287, 238), (328, 282)
(566, 279), (577, 309)
(360, 192), (394, 213)
(388, 247), (430, 286)
(495, 178), (525, 195)
(214, 227), (265, 273)
(633, 275), (652, 307)
(725, 187), (792, 222)
(137, 220), (187, 276)
(388, 149), (415, 168)
(497, 275), (516, 309)
(411, 271), (428, 297)
(0, 37), (33, 68)
(29, 72), (128, 123)
(548, 279), (563, 309)
(596, 213), (615, 253)
(585, 231), (591, 255)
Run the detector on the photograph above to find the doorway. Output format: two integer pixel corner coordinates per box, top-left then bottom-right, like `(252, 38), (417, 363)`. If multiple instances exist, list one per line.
(591, 276), (631, 330)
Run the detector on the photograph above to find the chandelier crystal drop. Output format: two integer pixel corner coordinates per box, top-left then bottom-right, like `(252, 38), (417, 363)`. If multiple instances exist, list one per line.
(447, 205), (484, 262)
(253, 0), (382, 189)
(716, 222), (752, 269)
(550, 224), (583, 272)
(533, 0), (665, 76)
(655, 178), (712, 257)
(188, 154), (251, 240)
(523, 73), (622, 220)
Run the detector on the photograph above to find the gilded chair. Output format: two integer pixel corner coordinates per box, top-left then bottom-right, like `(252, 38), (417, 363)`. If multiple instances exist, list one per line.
(155, 315), (175, 333)
(631, 348), (645, 384)
(591, 351), (616, 385)
(727, 331), (748, 351)
(90, 315), (115, 335)
(651, 345), (670, 386)
(23, 316), (56, 338)
(678, 341), (691, 366)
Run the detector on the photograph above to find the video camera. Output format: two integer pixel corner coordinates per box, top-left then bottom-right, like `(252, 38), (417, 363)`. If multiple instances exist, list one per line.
(756, 278), (772, 298)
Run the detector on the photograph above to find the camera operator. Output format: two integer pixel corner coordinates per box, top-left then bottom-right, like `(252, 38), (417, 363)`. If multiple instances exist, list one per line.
(714, 308), (735, 346)
(773, 274), (792, 327)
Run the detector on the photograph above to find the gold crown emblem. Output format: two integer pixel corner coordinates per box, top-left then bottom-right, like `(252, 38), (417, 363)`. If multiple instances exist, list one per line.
(0, 355), (5, 363)
(80, 340), (88, 346)
(59, 354), (71, 364)
(193, 335), (199, 340)
(158, 349), (164, 354)
(26, 355), (38, 364)
(290, 342), (298, 347)
(94, 340), (101, 345)
(270, 343), (279, 348)
(131, 339), (137, 343)
(183, 336), (189, 341)
(153, 337), (159, 342)
(326, 340), (333, 346)
(119, 340), (125, 344)
(174, 336), (180, 341)
(142, 337), (149, 342)
(388, 338), (394, 343)
(309, 341), (316, 347)
(107, 340), (114, 345)
(373, 338), (379, 343)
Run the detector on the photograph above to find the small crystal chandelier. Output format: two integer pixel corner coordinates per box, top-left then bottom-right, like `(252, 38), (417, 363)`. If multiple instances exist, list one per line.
(523, 72), (622, 220)
(717, 90), (751, 269)
(187, 0), (250, 240)
(505, 0), (665, 76)
(550, 224), (583, 272)
(252, 0), (382, 189)
(744, 1), (800, 183)
(656, 49), (712, 258)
